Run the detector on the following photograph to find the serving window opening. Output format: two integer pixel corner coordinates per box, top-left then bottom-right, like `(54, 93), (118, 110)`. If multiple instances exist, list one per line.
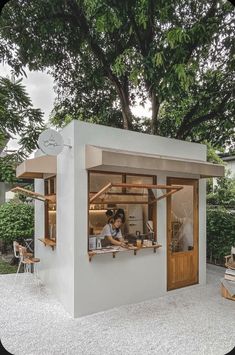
(88, 171), (160, 258)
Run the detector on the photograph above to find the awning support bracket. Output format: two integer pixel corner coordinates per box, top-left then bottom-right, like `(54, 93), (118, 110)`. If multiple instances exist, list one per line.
(11, 186), (53, 202)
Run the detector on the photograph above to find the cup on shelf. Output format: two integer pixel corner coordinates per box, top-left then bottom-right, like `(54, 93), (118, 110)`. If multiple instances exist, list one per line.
(143, 239), (152, 247)
(136, 239), (142, 248)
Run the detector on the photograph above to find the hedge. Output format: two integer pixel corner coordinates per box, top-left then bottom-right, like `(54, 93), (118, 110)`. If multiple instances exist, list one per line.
(0, 201), (34, 244)
(207, 206), (235, 265)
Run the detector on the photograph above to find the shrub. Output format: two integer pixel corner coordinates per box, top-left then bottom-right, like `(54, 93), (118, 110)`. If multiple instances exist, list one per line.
(207, 206), (235, 264)
(0, 201), (34, 244)
(207, 172), (235, 208)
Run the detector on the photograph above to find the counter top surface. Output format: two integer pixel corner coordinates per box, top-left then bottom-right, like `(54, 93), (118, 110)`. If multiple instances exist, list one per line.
(88, 243), (162, 260)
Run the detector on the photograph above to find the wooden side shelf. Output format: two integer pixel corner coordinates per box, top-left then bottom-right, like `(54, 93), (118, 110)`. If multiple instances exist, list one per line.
(88, 244), (162, 262)
(38, 238), (56, 250)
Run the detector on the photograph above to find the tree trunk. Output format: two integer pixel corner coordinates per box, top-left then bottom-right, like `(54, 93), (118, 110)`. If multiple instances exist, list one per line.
(121, 104), (132, 130)
(150, 91), (160, 135)
(113, 80), (132, 130)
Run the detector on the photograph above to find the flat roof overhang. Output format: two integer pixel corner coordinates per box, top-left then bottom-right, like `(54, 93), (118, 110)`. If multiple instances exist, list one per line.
(85, 145), (225, 178)
(16, 155), (57, 179)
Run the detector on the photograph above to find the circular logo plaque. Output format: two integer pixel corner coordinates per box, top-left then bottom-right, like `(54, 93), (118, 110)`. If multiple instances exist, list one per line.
(37, 129), (64, 156)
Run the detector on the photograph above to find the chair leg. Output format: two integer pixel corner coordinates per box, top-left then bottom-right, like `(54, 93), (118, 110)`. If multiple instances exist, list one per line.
(12, 260), (22, 289)
(16, 260), (21, 274)
(34, 264), (41, 295)
(22, 263), (30, 286)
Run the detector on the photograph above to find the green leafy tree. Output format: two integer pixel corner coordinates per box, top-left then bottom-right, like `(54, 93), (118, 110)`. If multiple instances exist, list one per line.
(0, 0), (234, 148)
(0, 201), (34, 244)
(207, 206), (235, 264)
(205, 143), (225, 194)
(0, 155), (17, 183)
(0, 76), (44, 155)
(207, 170), (235, 208)
(0, 76), (44, 183)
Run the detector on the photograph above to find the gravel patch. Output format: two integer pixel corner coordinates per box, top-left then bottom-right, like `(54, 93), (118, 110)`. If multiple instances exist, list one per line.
(0, 264), (234, 355)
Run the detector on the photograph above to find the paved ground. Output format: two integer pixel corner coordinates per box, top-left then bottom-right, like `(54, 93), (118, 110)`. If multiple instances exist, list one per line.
(0, 264), (235, 355)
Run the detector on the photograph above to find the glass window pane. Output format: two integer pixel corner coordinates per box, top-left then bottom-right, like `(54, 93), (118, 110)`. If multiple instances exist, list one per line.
(89, 173), (122, 193)
(126, 175), (153, 193)
(48, 201), (56, 240)
(171, 185), (194, 252)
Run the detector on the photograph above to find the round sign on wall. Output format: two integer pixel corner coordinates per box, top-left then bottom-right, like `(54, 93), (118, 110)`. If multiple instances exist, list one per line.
(37, 129), (64, 156)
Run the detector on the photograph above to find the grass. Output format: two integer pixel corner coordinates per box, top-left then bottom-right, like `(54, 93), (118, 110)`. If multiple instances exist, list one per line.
(0, 258), (18, 274)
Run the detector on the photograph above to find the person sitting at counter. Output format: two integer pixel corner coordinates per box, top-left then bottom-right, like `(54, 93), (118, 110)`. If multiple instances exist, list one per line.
(100, 214), (126, 247)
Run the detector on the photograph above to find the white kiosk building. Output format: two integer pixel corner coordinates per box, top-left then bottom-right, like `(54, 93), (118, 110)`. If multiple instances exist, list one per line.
(14, 120), (224, 318)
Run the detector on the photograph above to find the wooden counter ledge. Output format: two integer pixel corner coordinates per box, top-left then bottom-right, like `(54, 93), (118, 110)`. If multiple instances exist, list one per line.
(38, 238), (56, 250)
(88, 244), (162, 262)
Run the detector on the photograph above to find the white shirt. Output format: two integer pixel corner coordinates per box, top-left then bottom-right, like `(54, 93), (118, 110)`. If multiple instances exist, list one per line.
(99, 223), (122, 239)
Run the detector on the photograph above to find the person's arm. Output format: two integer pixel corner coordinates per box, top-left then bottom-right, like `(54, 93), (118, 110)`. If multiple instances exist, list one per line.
(106, 235), (126, 247)
(106, 236), (122, 246)
(117, 229), (124, 242)
(116, 229), (126, 247)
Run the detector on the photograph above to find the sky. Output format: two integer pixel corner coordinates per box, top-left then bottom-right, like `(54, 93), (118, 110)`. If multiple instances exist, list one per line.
(0, 63), (150, 152)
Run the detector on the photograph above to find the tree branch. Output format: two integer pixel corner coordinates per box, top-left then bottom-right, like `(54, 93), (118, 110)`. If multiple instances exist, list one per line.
(65, 0), (132, 129)
(176, 102), (200, 138)
(179, 92), (231, 139)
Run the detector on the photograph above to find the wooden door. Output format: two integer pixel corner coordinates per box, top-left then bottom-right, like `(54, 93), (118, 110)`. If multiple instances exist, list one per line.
(167, 178), (199, 290)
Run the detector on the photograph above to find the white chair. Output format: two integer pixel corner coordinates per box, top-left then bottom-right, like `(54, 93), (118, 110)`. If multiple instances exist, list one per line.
(18, 246), (40, 282)
(13, 241), (33, 281)
(13, 243), (41, 292)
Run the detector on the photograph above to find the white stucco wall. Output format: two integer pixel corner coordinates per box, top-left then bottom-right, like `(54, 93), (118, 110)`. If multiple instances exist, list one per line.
(35, 122), (75, 316)
(71, 121), (207, 317)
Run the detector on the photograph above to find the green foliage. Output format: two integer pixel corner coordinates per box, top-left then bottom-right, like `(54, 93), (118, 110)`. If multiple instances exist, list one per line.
(0, 75), (45, 183)
(206, 143), (224, 165)
(207, 206), (235, 264)
(0, 0), (234, 146)
(0, 201), (34, 243)
(207, 172), (235, 208)
(205, 143), (225, 194)
(0, 259), (18, 274)
(0, 76), (44, 156)
(0, 156), (17, 183)
(167, 28), (190, 48)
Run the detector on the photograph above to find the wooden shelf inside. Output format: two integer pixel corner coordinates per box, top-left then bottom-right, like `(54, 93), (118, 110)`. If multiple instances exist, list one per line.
(88, 244), (162, 262)
(38, 238), (56, 250)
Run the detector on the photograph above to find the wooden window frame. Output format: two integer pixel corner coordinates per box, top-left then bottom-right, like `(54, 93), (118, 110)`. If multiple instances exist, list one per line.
(87, 171), (158, 248)
(44, 176), (57, 242)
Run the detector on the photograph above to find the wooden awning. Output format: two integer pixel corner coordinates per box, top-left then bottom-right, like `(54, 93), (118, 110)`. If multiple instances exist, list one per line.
(16, 155), (56, 179)
(11, 186), (53, 202)
(86, 145), (225, 178)
(89, 182), (183, 205)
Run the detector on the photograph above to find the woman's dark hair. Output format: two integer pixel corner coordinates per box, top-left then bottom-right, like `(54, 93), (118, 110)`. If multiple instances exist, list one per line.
(116, 208), (125, 223)
(113, 213), (125, 223)
(106, 209), (114, 217)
